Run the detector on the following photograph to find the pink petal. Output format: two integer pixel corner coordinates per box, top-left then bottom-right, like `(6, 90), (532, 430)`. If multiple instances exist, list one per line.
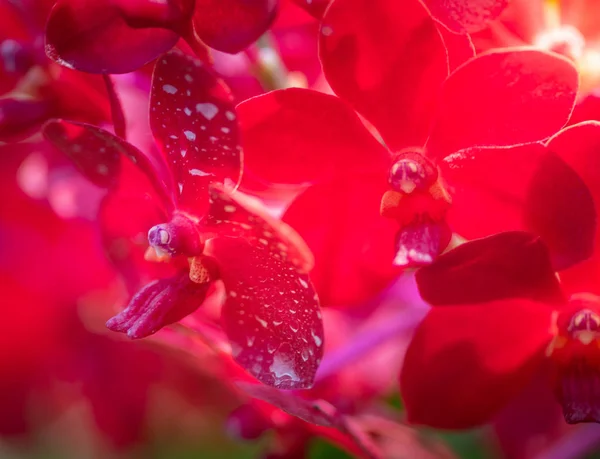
(42, 120), (175, 211)
(426, 49), (578, 159)
(150, 49), (241, 216)
(208, 238), (324, 389)
(106, 272), (213, 338)
(237, 88), (390, 197)
(416, 231), (565, 306)
(283, 172), (400, 307)
(192, 0), (279, 54)
(204, 184), (315, 272)
(423, 0), (509, 33)
(45, 0), (179, 74)
(319, 0), (448, 151)
(0, 98), (54, 142)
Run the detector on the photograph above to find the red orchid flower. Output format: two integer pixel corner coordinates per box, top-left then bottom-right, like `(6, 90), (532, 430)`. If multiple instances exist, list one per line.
(0, 0), (120, 141)
(400, 122), (600, 427)
(235, 0), (578, 307)
(473, 0), (600, 95)
(43, 49), (324, 390)
(44, 0), (279, 74)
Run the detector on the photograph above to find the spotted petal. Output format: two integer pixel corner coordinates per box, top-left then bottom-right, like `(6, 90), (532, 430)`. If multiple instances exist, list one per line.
(423, 0), (509, 33)
(42, 120), (174, 211)
(208, 238), (324, 389)
(204, 184), (315, 272)
(319, 0), (448, 151)
(150, 50), (241, 217)
(426, 49), (579, 159)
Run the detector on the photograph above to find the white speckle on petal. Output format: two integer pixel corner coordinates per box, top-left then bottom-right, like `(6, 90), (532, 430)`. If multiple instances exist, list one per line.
(178, 183), (183, 193)
(312, 330), (322, 347)
(256, 316), (268, 328)
(184, 107), (192, 116)
(196, 102), (219, 120)
(247, 336), (255, 347)
(97, 164), (109, 175)
(184, 130), (196, 141)
(162, 84), (178, 94)
(184, 74), (193, 82)
(322, 25), (333, 36)
(298, 278), (308, 289)
(270, 353), (299, 386)
(225, 111), (236, 121)
(224, 205), (236, 213)
(189, 169), (213, 176)
(181, 149), (187, 158)
(221, 127), (230, 134)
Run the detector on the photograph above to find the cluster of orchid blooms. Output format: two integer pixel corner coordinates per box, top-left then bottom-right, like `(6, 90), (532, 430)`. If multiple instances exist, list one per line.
(5, 0), (600, 457)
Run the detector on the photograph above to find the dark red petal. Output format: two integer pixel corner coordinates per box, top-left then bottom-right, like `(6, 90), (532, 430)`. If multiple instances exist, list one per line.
(42, 120), (174, 210)
(106, 272), (213, 338)
(423, 0), (508, 33)
(283, 172), (400, 307)
(42, 119), (121, 188)
(204, 184), (314, 272)
(290, 0), (331, 19)
(544, 122), (600, 294)
(45, 0), (179, 74)
(237, 88), (390, 196)
(150, 49), (241, 216)
(525, 152), (596, 271)
(319, 0), (448, 151)
(426, 49), (578, 160)
(0, 97), (54, 141)
(442, 143), (596, 270)
(442, 144), (541, 240)
(192, 0), (278, 54)
(208, 238), (324, 389)
(416, 231), (565, 305)
(102, 75), (127, 139)
(115, 0), (194, 29)
(401, 299), (553, 429)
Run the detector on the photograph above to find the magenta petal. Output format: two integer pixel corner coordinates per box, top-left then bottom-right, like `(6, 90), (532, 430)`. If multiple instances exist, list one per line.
(150, 49), (241, 216)
(204, 184), (315, 272)
(208, 238), (324, 389)
(192, 0), (278, 54)
(423, 0), (509, 33)
(106, 273), (212, 338)
(45, 0), (179, 74)
(0, 97), (53, 141)
(43, 120), (174, 210)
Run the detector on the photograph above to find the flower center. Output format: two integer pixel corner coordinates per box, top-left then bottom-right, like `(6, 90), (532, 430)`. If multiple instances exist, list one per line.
(147, 212), (203, 258)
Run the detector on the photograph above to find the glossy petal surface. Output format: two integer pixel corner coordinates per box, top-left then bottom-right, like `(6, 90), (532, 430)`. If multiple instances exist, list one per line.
(106, 272), (212, 338)
(416, 232), (565, 306)
(43, 120), (174, 210)
(192, 0), (278, 54)
(45, 0), (180, 73)
(401, 299), (554, 429)
(204, 185), (314, 272)
(426, 50), (578, 159)
(423, 0), (508, 33)
(150, 50), (241, 216)
(208, 238), (324, 389)
(237, 88), (390, 194)
(283, 172), (399, 307)
(546, 122), (600, 294)
(320, 0), (448, 150)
